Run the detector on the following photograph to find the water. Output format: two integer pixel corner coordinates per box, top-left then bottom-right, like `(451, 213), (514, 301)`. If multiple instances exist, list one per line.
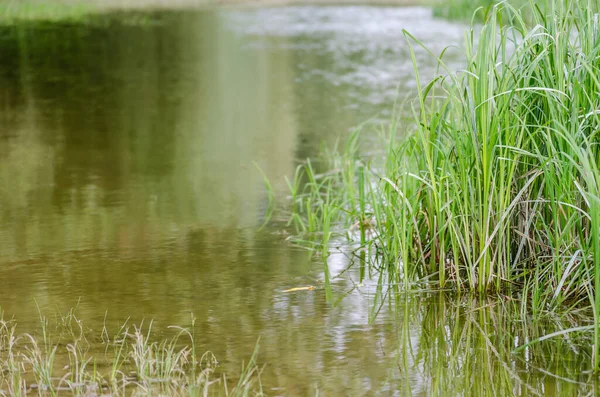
(0, 6), (596, 396)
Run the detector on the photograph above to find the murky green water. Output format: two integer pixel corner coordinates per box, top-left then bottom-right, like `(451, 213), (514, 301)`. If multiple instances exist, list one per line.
(0, 6), (597, 396)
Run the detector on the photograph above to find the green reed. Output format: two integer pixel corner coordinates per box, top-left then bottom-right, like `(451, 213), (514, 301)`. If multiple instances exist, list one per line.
(282, 0), (600, 370)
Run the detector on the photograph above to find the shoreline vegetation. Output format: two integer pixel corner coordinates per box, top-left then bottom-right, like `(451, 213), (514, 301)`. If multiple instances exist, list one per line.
(2, 297), (597, 396)
(0, 0), (429, 24)
(0, 309), (263, 396)
(282, 0), (600, 371)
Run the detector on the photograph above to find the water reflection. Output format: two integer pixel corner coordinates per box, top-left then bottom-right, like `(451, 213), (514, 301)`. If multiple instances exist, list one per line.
(397, 294), (596, 397)
(1, 5), (590, 396)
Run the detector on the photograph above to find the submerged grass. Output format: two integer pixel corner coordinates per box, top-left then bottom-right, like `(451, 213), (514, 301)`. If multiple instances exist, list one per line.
(0, 310), (263, 396)
(281, 0), (600, 370)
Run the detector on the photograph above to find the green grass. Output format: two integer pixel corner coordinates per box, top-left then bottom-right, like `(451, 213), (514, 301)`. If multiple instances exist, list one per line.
(0, 1), (96, 24)
(432, 0), (530, 21)
(433, 0), (497, 20)
(281, 0), (600, 371)
(0, 310), (263, 396)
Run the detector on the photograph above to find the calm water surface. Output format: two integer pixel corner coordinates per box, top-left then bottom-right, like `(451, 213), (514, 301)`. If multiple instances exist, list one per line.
(0, 6), (596, 396)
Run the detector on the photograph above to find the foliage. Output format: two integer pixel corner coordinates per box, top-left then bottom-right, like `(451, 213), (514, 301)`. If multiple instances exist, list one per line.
(432, 0), (530, 21)
(284, 0), (600, 370)
(0, 309), (263, 396)
(0, 1), (95, 24)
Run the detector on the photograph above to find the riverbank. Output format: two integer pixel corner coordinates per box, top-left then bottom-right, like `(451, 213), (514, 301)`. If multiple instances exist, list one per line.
(3, 0), (426, 7)
(0, 0), (430, 18)
(0, 0), (437, 24)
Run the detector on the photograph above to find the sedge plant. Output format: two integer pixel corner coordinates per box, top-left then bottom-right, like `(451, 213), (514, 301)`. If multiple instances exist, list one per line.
(282, 0), (600, 370)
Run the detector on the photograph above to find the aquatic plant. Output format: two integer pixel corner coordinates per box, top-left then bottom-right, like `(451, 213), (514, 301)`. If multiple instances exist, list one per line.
(283, 0), (600, 370)
(0, 310), (263, 396)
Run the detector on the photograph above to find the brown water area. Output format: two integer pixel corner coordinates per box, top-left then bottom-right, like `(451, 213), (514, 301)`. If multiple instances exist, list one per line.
(0, 4), (598, 396)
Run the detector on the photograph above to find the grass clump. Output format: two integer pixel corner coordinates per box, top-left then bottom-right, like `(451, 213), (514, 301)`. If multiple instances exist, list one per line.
(283, 0), (600, 369)
(0, 309), (263, 396)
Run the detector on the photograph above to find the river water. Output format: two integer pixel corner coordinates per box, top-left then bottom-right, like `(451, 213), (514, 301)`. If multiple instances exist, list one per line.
(0, 6), (596, 396)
